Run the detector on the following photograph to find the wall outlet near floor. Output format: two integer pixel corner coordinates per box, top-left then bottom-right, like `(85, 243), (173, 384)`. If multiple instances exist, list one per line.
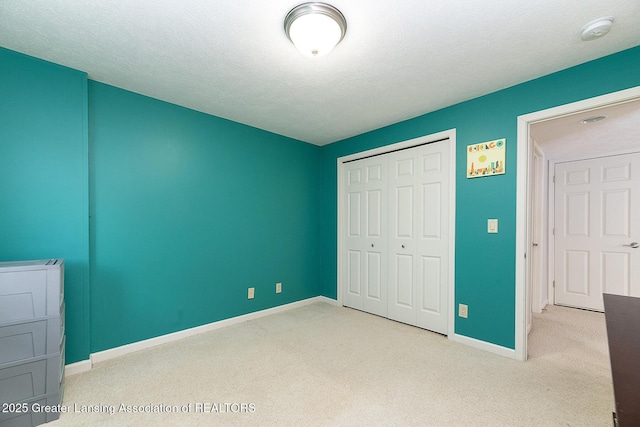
(276, 282), (282, 293)
(248, 287), (255, 299)
(458, 303), (468, 318)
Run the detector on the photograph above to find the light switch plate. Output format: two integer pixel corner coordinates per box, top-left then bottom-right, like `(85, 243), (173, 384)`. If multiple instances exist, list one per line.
(488, 219), (498, 233)
(459, 304), (468, 318)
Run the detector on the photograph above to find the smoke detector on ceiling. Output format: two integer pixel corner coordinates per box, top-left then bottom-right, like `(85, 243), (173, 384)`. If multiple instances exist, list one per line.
(581, 16), (614, 41)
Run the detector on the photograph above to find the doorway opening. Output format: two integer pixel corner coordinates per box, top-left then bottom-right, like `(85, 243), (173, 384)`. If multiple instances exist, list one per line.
(516, 86), (640, 361)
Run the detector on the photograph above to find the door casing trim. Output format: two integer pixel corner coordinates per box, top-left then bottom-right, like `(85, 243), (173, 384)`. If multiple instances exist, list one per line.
(516, 85), (640, 361)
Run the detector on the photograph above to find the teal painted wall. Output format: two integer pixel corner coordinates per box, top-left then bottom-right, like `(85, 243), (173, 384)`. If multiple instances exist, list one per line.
(0, 47), (90, 363)
(2, 43), (639, 361)
(319, 46), (640, 349)
(88, 82), (322, 352)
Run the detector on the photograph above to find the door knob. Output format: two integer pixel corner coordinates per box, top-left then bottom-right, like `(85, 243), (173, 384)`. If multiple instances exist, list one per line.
(402, 244), (405, 249)
(623, 242), (639, 249)
(371, 244), (374, 248)
(532, 242), (539, 247)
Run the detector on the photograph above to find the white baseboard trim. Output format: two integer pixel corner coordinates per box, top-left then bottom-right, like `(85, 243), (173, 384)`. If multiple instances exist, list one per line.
(65, 359), (92, 376)
(317, 296), (340, 306)
(65, 296), (327, 376)
(450, 333), (517, 359)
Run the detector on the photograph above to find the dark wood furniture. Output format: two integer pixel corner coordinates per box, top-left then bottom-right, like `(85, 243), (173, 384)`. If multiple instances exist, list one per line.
(604, 293), (640, 427)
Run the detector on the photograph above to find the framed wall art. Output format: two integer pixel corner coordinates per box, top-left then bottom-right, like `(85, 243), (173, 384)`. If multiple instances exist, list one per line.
(467, 138), (506, 178)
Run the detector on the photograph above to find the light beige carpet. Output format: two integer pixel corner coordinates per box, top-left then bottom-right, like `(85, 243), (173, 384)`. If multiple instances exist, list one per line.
(49, 302), (613, 426)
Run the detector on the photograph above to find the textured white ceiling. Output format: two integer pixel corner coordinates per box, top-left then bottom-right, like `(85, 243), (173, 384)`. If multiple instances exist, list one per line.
(531, 99), (640, 161)
(0, 0), (639, 145)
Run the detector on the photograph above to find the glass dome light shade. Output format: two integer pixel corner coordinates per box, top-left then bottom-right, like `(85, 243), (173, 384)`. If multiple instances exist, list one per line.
(285, 3), (347, 57)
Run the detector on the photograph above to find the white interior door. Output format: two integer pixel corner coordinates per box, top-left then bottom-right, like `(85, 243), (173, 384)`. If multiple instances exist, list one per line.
(388, 141), (450, 334)
(388, 148), (418, 324)
(414, 143), (450, 334)
(554, 152), (640, 311)
(341, 136), (452, 335)
(344, 156), (388, 316)
(528, 146), (542, 334)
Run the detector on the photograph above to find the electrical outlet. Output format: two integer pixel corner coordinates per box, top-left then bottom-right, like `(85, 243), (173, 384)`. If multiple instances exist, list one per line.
(276, 282), (282, 293)
(248, 287), (255, 299)
(459, 303), (468, 318)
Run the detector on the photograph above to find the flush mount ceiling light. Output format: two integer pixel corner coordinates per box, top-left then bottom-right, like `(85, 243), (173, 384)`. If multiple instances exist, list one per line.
(284, 2), (347, 57)
(581, 16), (614, 41)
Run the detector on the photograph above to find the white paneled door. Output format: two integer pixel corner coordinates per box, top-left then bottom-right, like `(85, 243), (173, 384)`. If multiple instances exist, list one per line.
(344, 155), (388, 317)
(388, 143), (450, 333)
(343, 139), (450, 335)
(554, 153), (640, 311)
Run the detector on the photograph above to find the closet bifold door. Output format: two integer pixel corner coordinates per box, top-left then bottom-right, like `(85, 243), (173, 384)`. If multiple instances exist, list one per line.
(344, 155), (389, 317)
(388, 147), (419, 325)
(388, 142), (450, 334)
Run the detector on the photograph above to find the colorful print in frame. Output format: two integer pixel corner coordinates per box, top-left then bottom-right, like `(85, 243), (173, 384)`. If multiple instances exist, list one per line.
(467, 138), (506, 178)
